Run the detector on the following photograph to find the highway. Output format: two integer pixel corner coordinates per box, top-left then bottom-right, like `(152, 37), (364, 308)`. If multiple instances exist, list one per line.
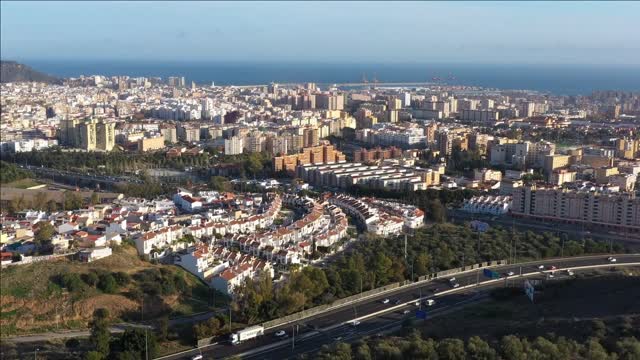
(157, 254), (640, 360)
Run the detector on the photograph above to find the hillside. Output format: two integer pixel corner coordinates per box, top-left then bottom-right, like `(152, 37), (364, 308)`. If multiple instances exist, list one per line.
(0, 61), (62, 84)
(0, 245), (216, 337)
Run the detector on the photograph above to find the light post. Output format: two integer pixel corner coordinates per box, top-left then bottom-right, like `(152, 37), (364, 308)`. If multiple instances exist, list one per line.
(34, 348), (39, 360)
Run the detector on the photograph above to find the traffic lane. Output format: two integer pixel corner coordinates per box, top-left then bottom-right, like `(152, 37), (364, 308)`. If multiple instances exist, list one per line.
(211, 260), (628, 360)
(168, 256), (636, 359)
(222, 293), (478, 360)
(245, 293), (490, 360)
(253, 255), (633, 339)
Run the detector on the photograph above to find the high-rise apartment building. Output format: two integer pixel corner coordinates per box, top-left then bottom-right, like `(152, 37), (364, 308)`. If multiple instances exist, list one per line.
(273, 142), (346, 173)
(224, 136), (244, 155)
(77, 120), (97, 151)
(96, 121), (115, 151)
(511, 184), (640, 232)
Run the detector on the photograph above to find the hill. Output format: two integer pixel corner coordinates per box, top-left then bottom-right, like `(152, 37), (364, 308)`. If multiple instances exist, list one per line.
(0, 61), (62, 84)
(0, 245), (217, 337)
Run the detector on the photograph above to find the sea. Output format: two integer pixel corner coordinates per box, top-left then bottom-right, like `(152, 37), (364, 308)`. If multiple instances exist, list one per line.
(25, 60), (640, 96)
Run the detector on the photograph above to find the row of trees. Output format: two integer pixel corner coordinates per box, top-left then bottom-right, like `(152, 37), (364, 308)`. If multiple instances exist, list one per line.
(0, 161), (32, 183)
(5, 191), (94, 215)
(346, 187), (476, 222)
(6, 147), (274, 178)
(55, 270), (131, 299)
(314, 331), (640, 360)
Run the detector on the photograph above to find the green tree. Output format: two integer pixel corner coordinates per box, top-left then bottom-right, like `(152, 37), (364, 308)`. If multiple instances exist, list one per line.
(414, 253), (431, 277)
(34, 221), (55, 244)
(84, 351), (104, 360)
(437, 338), (467, 360)
(209, 176), (232, 192)
(98, 273), (118, 293)
(583, 338), (610, 360)
(90, 192), (101, 205)
(616, 337), (640, 360)
(467, 336), (497, 360)
(501, 335), (526, 360)
(332, 342), (353, 360)
(354, 341), (373, 360)
(89, 308), (111, 357)
(119, 328), (157, 359)
(82, 272), (99, 287)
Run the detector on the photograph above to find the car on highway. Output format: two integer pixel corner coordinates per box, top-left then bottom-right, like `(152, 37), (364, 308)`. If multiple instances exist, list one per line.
(425, 299), (435, 306)
(351, 320), (361, 327)
(191, 355), (203, 360)
(431, 288), (439, 293)
(450, 282), (460, 288)
(403, 310), (411, 315)
(567, 269), (574, 276)
(538, 265), (545, 270)
(394, 299), (402, 305)
(274, 330), (287, 337)
(608, 257), (617, 263)
(506, 271), (515, 276)
(333, 336), (343, 341)
(381, 298), (390, 304)
(550, 266), (557, 270)
(415, 301), (421, 306)
(449, 277), (456, 283)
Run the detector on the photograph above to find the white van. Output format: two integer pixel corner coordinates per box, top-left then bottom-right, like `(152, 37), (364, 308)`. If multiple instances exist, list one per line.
(425, 299), (435, 306)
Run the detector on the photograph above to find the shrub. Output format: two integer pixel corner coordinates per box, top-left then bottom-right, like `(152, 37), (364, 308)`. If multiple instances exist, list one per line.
(113, 272), (131, 286)
(98, 274), (118, 294)
(82, 272), (99, 287)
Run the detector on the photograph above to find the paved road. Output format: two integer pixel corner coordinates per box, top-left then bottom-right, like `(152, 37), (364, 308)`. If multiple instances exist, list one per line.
(159, 254), (640, 360)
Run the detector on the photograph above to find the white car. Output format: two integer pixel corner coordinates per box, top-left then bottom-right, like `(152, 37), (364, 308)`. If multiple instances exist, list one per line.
(507, 271), (515, 276)
(381, 298), (390, 304)
(449, 277), (456, 282)
(567, 269), (574, 276)
(403, 310), (411, 315)
(274, 330), (286, 337)
(425, 299), (435, 306)
(191, 355), (203, 360)
(451, 283), (460, 288)
(538, 265), (545, 270)
(608, 257), (617, 263)
(351, 320), (361, 327)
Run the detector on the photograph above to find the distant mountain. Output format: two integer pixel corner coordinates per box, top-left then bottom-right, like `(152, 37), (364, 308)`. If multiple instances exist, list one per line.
(0, 60), (62, 84)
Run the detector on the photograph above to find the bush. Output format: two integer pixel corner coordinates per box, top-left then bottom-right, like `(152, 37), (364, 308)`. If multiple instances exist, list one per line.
(82, 272), (99, 287)
(58, 273), (86, 293)
(113, 272), (131, 286)
(98, 273), (118, 294)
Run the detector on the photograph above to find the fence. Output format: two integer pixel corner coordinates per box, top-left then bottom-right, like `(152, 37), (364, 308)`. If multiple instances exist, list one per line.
(1, 252), (75, 267)
(260, 259), (507, 329)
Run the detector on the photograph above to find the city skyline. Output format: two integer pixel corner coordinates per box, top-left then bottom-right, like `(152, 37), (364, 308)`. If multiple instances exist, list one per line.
(2, 1), (640, 65)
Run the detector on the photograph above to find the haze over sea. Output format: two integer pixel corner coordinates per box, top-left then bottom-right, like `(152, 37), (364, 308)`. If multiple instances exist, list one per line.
(26, 60), (640, 96)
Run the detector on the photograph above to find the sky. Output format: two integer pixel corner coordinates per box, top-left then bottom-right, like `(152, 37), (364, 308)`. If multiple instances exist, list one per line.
(2, 1), (640, 65)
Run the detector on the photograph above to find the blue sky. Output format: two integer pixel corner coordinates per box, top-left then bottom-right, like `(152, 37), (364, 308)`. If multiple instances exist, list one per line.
(2, 1), (639, 65)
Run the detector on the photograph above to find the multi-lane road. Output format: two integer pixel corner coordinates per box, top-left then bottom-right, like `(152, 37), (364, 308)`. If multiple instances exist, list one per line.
(159, 254), (640, 360)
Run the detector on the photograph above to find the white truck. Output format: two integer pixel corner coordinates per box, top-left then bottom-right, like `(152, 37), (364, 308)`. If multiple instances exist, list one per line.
(230, 325), (264, 345)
